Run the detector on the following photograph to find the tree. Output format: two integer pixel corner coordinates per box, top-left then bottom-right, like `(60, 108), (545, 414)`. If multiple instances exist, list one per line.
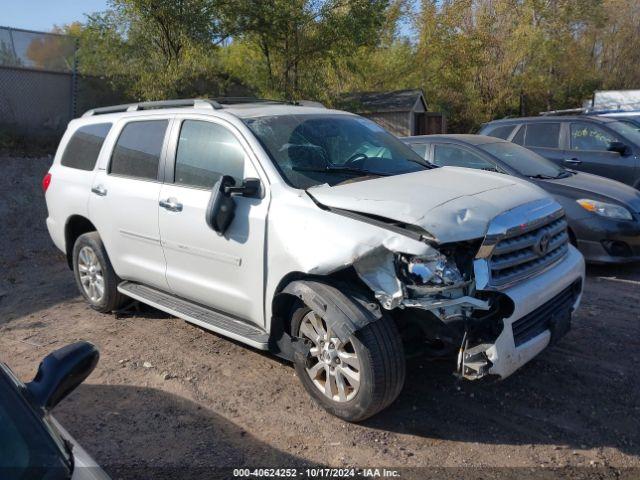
(595, 0), (640, 90)
(412, 0), (614, 131)
(71, 0), (640, 130)
(0, 40), (20, 67)
(221, 0), (389, 101)
(78, 0), (238, 99)
(25, 23), (81, 71)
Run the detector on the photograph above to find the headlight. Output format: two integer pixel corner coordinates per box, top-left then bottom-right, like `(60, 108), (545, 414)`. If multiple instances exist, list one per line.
(576, 199), (633, 220)
(399, 253), (464, 287)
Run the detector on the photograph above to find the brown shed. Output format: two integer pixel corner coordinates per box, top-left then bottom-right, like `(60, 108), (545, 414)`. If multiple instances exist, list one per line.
(338, 89), (446, 137)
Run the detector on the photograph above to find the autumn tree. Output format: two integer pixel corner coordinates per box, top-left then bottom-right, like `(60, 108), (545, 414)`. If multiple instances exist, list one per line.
(221, 0), (389, 101)
(67, 0), (640, 129)
(79, 0), (237, 99)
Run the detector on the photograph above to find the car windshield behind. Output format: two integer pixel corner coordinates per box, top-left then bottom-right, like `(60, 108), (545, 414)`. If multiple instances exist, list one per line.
(0, 370), (71, 480)
(479, 141), (568, 178)
(608, 120), (640, 145)
(244, 114), (430, 189)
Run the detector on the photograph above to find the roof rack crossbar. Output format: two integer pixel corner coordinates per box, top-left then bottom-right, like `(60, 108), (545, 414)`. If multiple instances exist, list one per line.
(82, 98), (222, 117)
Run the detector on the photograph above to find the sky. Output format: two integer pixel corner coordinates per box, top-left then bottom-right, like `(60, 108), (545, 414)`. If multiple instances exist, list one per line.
(1, 0), (108, 33)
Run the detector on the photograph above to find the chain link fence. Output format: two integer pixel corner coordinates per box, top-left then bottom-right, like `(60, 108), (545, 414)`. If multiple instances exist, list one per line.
(0, 26), (125, 145)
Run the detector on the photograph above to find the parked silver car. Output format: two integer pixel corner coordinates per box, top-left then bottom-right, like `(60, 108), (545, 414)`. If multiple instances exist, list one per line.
(44, 98), (585, 420)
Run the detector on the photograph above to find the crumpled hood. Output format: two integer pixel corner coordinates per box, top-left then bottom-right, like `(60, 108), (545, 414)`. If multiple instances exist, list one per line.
(308, 167), (550, 243)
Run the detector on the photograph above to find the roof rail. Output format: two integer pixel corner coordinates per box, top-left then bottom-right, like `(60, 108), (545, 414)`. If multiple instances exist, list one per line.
(82, 98), (222, 117)
(296, 100), (325, 108)
(539, 108), (586, 116)
(211, 97), (325, 107)
(212, 96), (287, 105)
(540, 103), (640, 117)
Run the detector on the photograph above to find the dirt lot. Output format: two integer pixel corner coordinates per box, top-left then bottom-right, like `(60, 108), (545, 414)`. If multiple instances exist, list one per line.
(1, 155), (639, 479)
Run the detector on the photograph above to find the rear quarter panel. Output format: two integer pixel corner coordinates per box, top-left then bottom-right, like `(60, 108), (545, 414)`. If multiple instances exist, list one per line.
(45, 123), (97, 253)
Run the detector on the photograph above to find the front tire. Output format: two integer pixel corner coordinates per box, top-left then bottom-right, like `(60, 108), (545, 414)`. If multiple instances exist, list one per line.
(291, 303), (406, 422)
(72, 232), (127, 313)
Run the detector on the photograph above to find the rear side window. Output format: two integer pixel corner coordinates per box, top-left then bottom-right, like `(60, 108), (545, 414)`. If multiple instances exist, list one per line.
(523, 123), (560, 148)
(433, 144), (497, 171)
(481, 124), (515, 140)
(409, 143), (429, 159)
(174, 120), (245, 189)
(110, 120), (168, 180)
(60, 123), (112, 171)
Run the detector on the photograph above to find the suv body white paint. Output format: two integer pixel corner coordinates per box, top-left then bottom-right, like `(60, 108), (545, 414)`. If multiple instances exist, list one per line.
(45, 102), (585, 382)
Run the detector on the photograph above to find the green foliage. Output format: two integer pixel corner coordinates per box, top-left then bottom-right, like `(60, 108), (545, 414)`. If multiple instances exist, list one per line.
(220, 0), (389, 100)
(0, 40), (21, 67)
(78, 0), (240, 100)
(70, 0), (640, 131)
(407, 0), (638, 131)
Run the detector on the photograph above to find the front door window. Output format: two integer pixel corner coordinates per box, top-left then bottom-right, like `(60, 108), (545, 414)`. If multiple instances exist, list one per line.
(570, 123), (617, 152)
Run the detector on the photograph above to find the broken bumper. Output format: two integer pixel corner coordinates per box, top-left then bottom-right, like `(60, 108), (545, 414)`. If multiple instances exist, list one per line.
(468, 245), (585, 380)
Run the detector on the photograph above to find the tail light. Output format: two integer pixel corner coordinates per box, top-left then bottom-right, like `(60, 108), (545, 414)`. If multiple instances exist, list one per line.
(42, 173), (52, 193)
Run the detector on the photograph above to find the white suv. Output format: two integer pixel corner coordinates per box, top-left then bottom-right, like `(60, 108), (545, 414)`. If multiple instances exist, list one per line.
(44, 98), (585, 421)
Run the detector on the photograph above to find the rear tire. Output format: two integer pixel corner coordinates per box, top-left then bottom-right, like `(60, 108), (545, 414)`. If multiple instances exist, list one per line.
(291, 302), (405, 422)
(72, 232), (128, 313)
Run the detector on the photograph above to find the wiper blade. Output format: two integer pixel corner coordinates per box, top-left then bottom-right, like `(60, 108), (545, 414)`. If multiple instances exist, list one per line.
(293, 166), (391, 176)
(62, 438), (75, 473)
(404, 157), (434, 168)
(326, 165), (373, 173)
(528, 174), (556, 180)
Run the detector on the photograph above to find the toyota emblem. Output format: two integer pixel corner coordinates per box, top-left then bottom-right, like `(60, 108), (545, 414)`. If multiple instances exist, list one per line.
(536, 233), (551, 256)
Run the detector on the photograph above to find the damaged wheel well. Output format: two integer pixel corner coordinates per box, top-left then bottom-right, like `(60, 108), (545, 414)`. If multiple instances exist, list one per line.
(271, 269), (374, 336)
(269, 269), (381, 361)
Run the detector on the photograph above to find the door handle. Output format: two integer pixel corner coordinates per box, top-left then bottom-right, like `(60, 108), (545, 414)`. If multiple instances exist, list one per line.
(563, 158), (582, 166)
(91, 185), (107, 196)
(159, 198), (183, 212)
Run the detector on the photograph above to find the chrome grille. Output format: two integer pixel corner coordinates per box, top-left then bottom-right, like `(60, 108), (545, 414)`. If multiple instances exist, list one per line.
(488, 214), (569, 287)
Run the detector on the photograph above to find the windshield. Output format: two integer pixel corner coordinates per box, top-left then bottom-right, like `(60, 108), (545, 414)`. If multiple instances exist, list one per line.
(479, 141), (567, 178)
(0, 370), (71, 480)
(608, 120), (640, 145)
(244, 114), (430, 189)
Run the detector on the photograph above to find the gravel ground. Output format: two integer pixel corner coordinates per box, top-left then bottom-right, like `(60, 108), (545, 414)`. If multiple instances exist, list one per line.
(1, 156), (639, 479)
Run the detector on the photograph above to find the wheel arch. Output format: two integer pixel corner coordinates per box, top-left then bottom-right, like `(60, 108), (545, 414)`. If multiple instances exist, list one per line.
(64, 215), (97, 269)
(269, 269), (381, 361)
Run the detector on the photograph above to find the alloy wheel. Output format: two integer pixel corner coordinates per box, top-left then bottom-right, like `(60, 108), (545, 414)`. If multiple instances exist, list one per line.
(298, 311), (361, 402)
(77, 246), (105, 303)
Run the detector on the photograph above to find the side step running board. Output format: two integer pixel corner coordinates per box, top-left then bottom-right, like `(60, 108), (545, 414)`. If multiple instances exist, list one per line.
(118, 281), (270, 350)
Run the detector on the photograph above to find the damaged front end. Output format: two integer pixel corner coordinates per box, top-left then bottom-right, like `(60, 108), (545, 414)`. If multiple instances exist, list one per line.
(353, 240), (513, 381)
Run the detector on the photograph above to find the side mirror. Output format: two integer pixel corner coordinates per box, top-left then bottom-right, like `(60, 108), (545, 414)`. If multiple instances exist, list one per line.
(225, 177), (262, 198)
(206, 175), (237, 235)
(608, 141), (630, 155)
(206, 177), (263, 235)
(26, 341), (99, 411)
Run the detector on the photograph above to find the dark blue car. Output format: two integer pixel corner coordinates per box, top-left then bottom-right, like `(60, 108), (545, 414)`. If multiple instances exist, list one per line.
(404, 134), (640, 264)
(478, 115), (640, 189)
